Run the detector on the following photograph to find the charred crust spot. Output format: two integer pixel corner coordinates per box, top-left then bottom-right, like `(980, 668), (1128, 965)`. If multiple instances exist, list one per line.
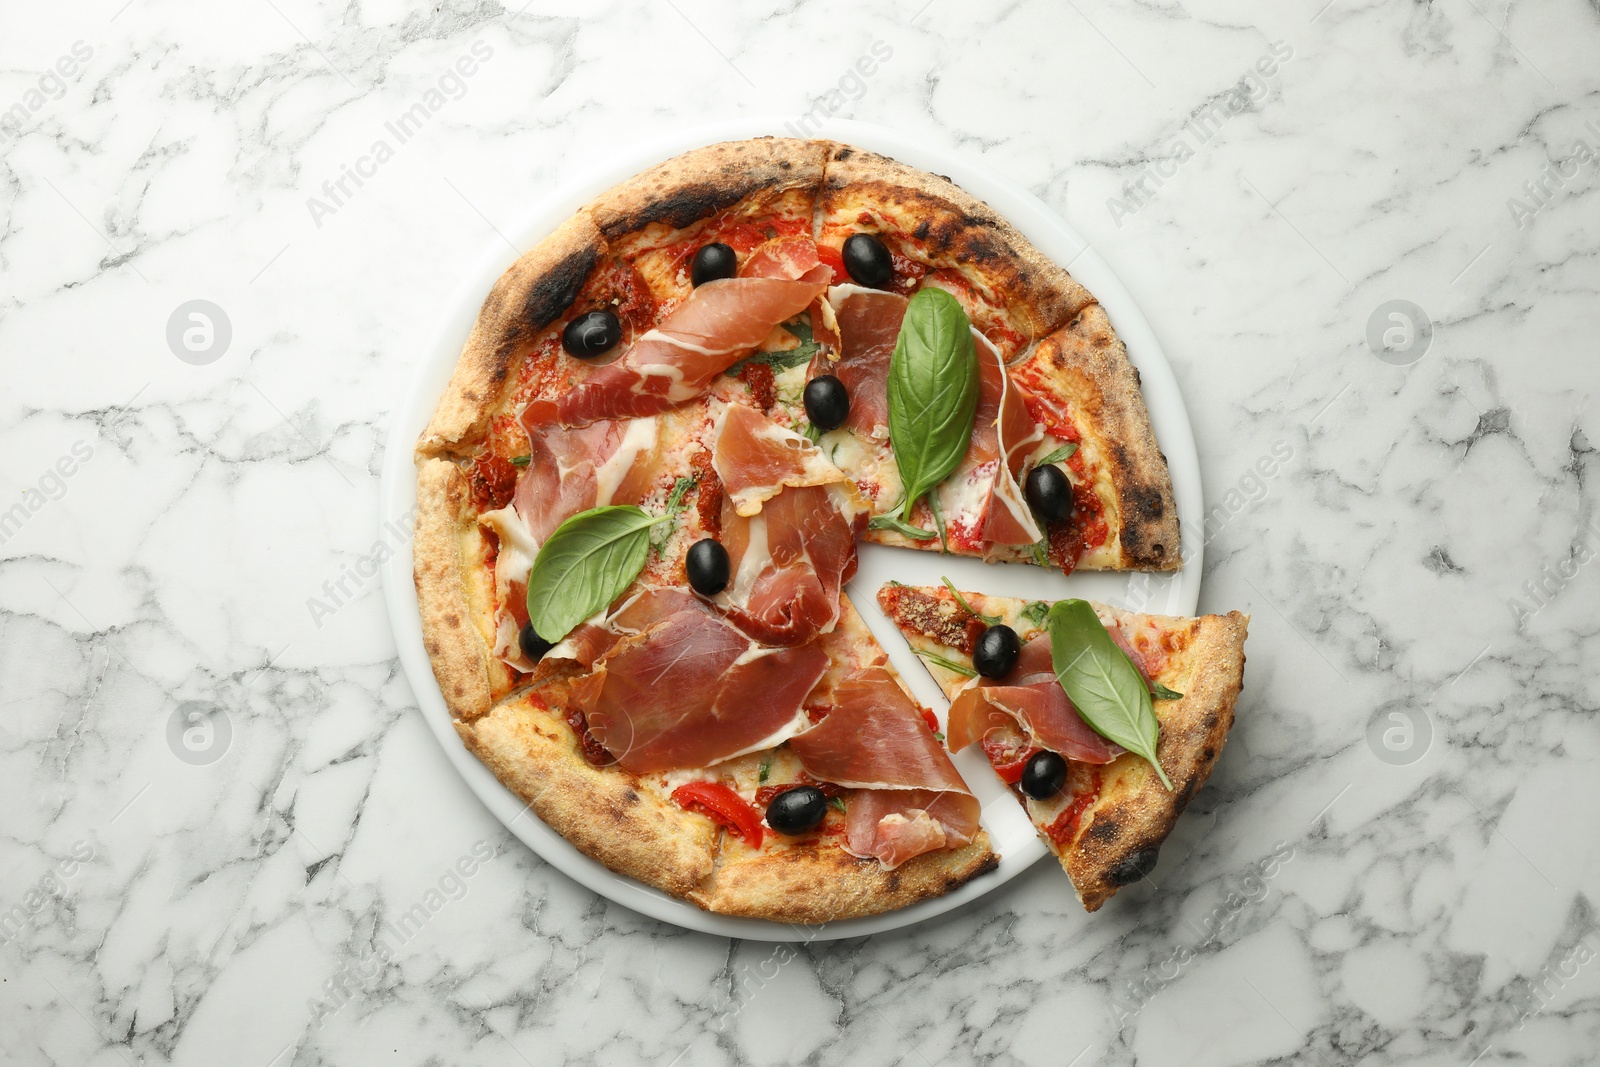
(886, 871), (902, 892)
(522, 243), (600, 333)
(913, 220), (930, 240)
(1202, 747), (1216, 760)
(1087, 817), (1121, 844)
(1204, 713), (1219, 730)
(622, 788), (640, 805)
(1118, 481), (1170, 563)
(1108, 846), (1159, 886)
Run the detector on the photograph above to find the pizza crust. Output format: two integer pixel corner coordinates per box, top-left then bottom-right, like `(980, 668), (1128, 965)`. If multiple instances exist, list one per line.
(418, 213), (608, 458)
(820, 144), (1093, 341)
(1016, 304), (1181, 570)
(689, 834), (998, 925)
(459, 691), (718, 898)
(586, 137), (829, 240)
(1064, 609), (1248, 910)
(414, 457), (499, 720)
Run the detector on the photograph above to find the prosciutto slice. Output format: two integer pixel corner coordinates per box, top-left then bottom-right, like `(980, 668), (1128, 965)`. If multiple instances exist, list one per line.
(711, 402), (847, 517)
(558, 236), (831, 426)
(789, 668), (981, 868)
(482, 400), (664, 670)
(578, 609), (828, 773)
(541, 586), (707, 675)
(946, 634), (1122, 764)
(716, 482), (865, 646)
(808, 285), (905, 437)
(932, 333), (1044, 547)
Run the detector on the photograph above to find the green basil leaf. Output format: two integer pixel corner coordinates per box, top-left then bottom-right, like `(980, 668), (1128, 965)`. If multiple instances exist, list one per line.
(914, 648), (977, 678)
(526, 505), (668, 643)
(886, 288), (979, 524)
(1151, 682), (1184, 701)
(1036, 442), (1078, 466)
(1020, 600), (1051, 627)
(509, 455), (531, 468)
(1048, 599), (1173, 789)
(942, 576), (999, 625)
(868, 513), (937, 540)
(758, 758), (771, 784)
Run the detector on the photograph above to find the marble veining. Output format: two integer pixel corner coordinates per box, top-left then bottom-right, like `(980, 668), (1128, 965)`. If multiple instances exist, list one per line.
(2, 1), (1598, 1064)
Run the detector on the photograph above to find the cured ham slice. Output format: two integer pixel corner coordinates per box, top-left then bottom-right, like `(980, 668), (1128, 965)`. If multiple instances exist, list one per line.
(934, 333), (1044, 547)
(716, 481), (866, 646)
(512, 400), (662, 545)
(809, 285), (905, 437)
(971, 334), (1045, 545)
(558, 236), (831, 426)
(482, 400), (664, 670)
(788, 668), (981, 869)
(579, 609), (828, 773)
(711, 402), (847, 517)
(946, 635), (1122, 764)
(542, 586), (707, 674)
(842, 789), (980, 869)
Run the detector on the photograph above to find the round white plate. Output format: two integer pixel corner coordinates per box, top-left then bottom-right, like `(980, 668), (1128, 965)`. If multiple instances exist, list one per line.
(380, 118), (1202, 941)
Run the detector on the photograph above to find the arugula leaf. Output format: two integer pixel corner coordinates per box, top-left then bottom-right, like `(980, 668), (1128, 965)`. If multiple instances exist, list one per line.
(1028, 538), (1049, 567)
(725, 319), (820, 377)
(1020, 600), (1051, 627)
(650, 475), (697, 555)
(758, 758), (771, 784)
(914, 648), (978, 678)
(726, 346), (817, 377)
(1048, 599), (1172, 789)
(802, 422), (823, 444)
(526, 506), (669, 643)
(829, 796), (848, 814)
(1151, 682), (1184, 701)
(868, 513), (937, 540)
(942, 576), (999, 625)
(1035, 442), (1078, 467)
(886, 288), (980, 527)
(509, 455), (531, 468)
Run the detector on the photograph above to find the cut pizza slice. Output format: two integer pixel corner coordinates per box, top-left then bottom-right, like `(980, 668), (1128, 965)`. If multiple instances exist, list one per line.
(879, 581), (1248, 911)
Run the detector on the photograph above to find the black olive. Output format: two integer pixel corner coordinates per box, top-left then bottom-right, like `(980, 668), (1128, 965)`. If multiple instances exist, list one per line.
(842, 233), (893, 288)
(686, 538), (730, 596)
(1020, 751), (1069, 800)
(562, 309), (622, 359)
(518, 622), (553, 662)
(973, 624), (1021, 679)
(804, 375), (850, 432)
(691, 242), (738, 286)
(1024, 464), (1074, 525)
(766, 785), (828, 834)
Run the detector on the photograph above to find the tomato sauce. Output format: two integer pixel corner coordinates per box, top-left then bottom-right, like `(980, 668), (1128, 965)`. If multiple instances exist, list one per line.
(1047, 769), (1102, 847)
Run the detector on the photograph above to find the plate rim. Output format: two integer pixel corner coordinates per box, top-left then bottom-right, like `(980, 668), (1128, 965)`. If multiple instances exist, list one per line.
(379, 116), (1204, 942)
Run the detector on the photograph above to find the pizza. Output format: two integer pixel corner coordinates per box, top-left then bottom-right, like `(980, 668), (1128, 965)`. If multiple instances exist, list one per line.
(412, 136), (1223, 923)
(880, 582), (1248, 911)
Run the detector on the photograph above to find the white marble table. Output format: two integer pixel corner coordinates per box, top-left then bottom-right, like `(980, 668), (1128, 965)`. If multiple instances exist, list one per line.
(3, 2), (1597, 1064)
